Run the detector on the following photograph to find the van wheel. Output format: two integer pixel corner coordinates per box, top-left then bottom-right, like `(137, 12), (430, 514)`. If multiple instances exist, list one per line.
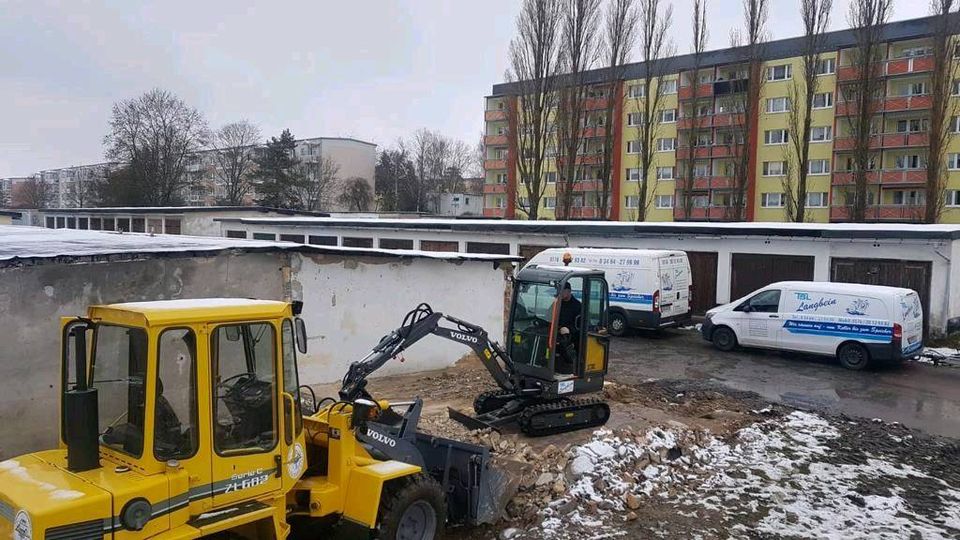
(712, 327), (737, 352)
(608, 312), (629, 337)
(838, 343), (870, 371)
(376, 475), (445, 540)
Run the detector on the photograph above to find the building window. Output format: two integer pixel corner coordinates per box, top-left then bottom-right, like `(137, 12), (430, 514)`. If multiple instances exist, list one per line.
(951, 116), (960, 133)
(949, 153), (960, 170)
(660, 80), (678, 94)
(90, 217), (102, 230)
(226, 230), (247, 239)
(895, 155), (924, 169)
(116, 218), (130, 232)
(659, 109), (677, 123)
(656, 167), (675, 180)
(279, 234), (305, 243)
(809, 126), (833, 142)
(625, 195), (639, 208)
(131, 218), (145, 233)
(761, 192), (785, 207)
(545, 172), (557, 184)
(164, 218), (181, 235)
(897, 118), (929, 133)
(815, 58), (836, 75)
(692, 162), (711, 176)
(627, 112), (644, 126)
(252, 232), (276, 241)
(764, 129), (789, 144)
(628, 84), (645, 98)
(543, 197), (556, 209)
(56, 216), (65, 228)
(656, 138), (677, 152)
(946, 190), (960, 206)
(892, 190), (924, 205)
(655, 194), (674, 209)
(379, 238), (414, 249)
(953, 79), (960, 96)
(66, 217), (76, 229)
(901, 82), (929, 96)
(806, 192), (829, 208)
(808, 159), (830, 175)
(102, 218), (115, 231)
(765, 97), (791, 113)
(766, 64), (792, 81)
(495, 173), (508, 184)
(45, 216), (54, 229)
(812, 92), (834, 108)
(627, 140), (641, 153)
(342, 237), (374, 248)
(308, 235), (337, 245)
(626, 168), (642, 181)
(898, 46), (932, 58)
(762, 161), (786, 176)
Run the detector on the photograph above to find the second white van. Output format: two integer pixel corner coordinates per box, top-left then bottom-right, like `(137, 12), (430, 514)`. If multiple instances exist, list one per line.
(701, 281), (924, 370)
(526, 248), (693, 335)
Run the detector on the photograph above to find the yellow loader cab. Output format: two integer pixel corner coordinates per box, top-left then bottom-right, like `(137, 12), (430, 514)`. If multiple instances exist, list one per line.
(0, 299), (504, 540)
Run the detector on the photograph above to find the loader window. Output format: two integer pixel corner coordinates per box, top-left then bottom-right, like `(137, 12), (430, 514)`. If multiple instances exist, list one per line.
(509, 282), (557, 368)
(92, 325), (148, 457)
(212, 323), (277, 454)
(155, 328), (198, 461)
(281, 320), (303, 441)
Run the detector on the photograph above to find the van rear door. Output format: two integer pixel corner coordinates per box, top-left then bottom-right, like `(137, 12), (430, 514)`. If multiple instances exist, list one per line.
(657, 255), (691, 318)
(898, 292), (924, 354)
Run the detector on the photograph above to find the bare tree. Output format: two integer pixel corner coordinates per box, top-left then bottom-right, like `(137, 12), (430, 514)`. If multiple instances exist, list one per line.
(12, 177), (53, 209)
(599, 0), (640, 220)
(841, 0), (892, 221)
(103, 89), (208, 206)
(407, 129), (473, 212)
(337, 177), (373, 212)
(924, 0), (958, 222)
(678, 0), (709, 218)
(507, 0), (563, 219)
(290, 156), (339, 211)
(726, 0), (767, 221)
(66, 174), (100, 208)
(554, 0), (602, 219)
(211, 120), (261, 205)
(782, 0), (833, 222)
(630, 0), (675, 221)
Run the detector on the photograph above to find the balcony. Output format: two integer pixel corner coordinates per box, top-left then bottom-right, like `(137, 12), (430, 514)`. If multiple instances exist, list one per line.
(676, 145), (736, 159)
(673, 205), (733, 220)
(829, 204), (924, 221)
(483, 183), (508, 194)
(836, 95), (931, 116)
(836, 56), (932, 81)
(583, 97), (610, 110)
(676, 112), (744, 129)
(831, 169), (925, 186)
(678, 83), (714, 100)
(581, 126), (607, 138)
(483, 207), (506, 217)
(484, 134), (508, 145)
(833, 132), (928, 150)
(576, 154), (603, 165)
(485, 109), (508, 121)
(675, 176), (734, 190)
(485, 159), (508, 170)
(567, 207), (600, 219)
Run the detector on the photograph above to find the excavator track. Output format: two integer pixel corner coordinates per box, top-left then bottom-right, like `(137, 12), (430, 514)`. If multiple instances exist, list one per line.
(518, 397), (610, 437)
(473, 389), (517, 415)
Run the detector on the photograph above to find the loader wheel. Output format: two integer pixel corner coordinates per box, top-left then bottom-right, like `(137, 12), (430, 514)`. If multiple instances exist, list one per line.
(377, 475), (445, 540)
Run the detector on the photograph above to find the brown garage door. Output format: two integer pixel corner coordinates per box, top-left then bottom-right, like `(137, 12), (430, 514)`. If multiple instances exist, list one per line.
(831, 258), (932, 337)
(686, 251), (719, 315)
(518, 244), (559, 263)
(730, 253), (815, 301)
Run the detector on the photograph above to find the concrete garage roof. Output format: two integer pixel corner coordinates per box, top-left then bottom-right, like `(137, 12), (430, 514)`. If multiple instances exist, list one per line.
(213, 217), (960, 241)
(0, 226), (521, 267)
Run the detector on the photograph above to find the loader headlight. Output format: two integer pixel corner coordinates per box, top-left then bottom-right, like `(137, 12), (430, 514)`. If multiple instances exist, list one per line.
(120, 498), (152, 531)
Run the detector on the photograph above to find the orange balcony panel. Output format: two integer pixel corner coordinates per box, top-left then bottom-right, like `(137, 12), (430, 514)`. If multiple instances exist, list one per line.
(679, 83), (714, 100)
(583, 97), (610, 110)
(712, 113), (744, 127)
(878, 204), (923, 220)
(485, 159), (507, 170)
(484, 134), (508, 145)
(569, 207), (599, 219)
(835, 100), (885, 116)
(830, 206), (852, 220)
(911, 55), (934, 72)
(582, 126), (607, 138)
(485, 110), (508, 121)
(576, 154), (602, 165)
(711, 146), (733, 158)
(677, 116), (714, 130)
(709, 176), (734, 189)
(572, 180), (601, 191)
(879, 132), (929, 148)
(884, 95), (932, 112)
(831, 171), (880, 185)
(885, 58), (910, 76)
(483, 207), (506, 217)
(483, 183), (507, 194)
(881, 169), (926, 185)
(833, 137), (855, 151)
(907, 132), (929, 147)
(837, 64), (883, 81)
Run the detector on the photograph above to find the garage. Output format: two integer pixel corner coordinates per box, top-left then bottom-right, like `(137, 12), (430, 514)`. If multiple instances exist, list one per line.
(687, 251), (719, 315)
(831, 258), (932, 336)
(730, 253), (815, 301)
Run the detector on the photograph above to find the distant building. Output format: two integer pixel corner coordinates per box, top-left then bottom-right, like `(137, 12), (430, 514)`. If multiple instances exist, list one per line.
(435, 192), (483, 216)
(0, 136), (376, 211)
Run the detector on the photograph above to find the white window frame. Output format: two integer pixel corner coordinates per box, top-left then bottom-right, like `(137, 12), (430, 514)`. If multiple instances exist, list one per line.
(625, 195), (640, 208)
(627, 140), (641, 154)
(627, 112), (644, 126)
(660, 109), (677, 123)
(764, 129), (789, 145)
(543, 196), (556, 209)
(762, 161), (786, 176)
(806, 192), (829, 208)
(660, 80), (678, 94)
(545, 171), (557, 184)
(808, 159), (830, 175)
(766, 64), (792, 81)
(946, 190), (960, 206)
(765, 97), (791, 113)
(656, 138), (677, 152)
(815, 58), (836, 75)
(948, 153), (960, 170)
(656, 166), (675, 180)
(812, 92), (833, 109)
(809, 126), (833, 143)
(628, 85), (645, 98)
(761, 192), (786, 207)
(626, 167), (642, 181)
(655, 194), (674, 209)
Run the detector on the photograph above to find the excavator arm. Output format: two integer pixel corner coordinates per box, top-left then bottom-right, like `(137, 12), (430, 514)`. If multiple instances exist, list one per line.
(340, 304), (518, 402)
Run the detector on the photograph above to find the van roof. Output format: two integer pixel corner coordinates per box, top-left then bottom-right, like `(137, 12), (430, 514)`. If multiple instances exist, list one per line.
(769, 281), (917, 296)
(537, 247), (685, 258)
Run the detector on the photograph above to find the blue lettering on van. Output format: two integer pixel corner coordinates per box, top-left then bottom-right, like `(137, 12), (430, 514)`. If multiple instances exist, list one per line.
(795, 297), (838, 313)
(782, 320), (892, 342)
(610, 292), (653, 305)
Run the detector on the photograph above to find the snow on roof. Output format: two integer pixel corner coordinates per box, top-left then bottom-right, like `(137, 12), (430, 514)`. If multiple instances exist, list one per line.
(0, 226), (520, 265)
(211, 217), (960, 239)
(112, 298), (283, 310)
(769, 281), (918, 295)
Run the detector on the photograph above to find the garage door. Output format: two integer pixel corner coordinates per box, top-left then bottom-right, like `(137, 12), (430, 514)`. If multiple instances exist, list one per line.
(686, 251), (718, 315)
(831, 258), (932, 337)
(730, 253), (815, 301)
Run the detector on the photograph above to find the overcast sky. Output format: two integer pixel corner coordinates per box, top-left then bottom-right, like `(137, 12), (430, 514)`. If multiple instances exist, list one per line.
(0, 0), (922, 177)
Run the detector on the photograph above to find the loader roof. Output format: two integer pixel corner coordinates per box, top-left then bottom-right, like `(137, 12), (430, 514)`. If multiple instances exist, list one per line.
(90, 298), (291, 326)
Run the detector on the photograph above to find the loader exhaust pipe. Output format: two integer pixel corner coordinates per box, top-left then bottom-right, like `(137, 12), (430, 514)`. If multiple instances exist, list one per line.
(65, 324), (100, 472)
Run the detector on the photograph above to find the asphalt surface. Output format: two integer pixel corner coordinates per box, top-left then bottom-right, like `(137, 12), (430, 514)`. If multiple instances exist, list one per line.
(608, 329), (960, 439)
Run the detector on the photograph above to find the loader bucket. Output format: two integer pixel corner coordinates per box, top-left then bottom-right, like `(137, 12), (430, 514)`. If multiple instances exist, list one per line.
(414, 432), (519, 525)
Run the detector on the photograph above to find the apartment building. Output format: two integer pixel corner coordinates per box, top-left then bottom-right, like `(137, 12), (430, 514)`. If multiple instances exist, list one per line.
(1, 137), (375, 211)
(483, 13), (960, 223)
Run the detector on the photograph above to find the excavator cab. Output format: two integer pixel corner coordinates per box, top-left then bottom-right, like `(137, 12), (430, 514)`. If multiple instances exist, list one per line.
(507, 266), (610, 395)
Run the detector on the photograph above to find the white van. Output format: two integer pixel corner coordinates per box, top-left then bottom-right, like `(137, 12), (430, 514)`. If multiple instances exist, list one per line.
(701, 281), (924, 370)
(526, 248), (693, 335)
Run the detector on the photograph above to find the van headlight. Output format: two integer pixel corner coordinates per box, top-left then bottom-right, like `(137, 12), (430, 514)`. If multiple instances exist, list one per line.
(704, 311), (714, 320)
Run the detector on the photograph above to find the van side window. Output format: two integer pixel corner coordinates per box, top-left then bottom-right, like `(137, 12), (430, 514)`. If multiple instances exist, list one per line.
(740, 290), (781, 313)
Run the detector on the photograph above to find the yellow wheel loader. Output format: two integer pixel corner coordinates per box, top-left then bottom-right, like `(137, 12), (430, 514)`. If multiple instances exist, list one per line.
(0, 299), (506, 540)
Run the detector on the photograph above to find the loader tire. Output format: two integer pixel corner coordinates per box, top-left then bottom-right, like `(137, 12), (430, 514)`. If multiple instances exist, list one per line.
(376, 474), (446, 540)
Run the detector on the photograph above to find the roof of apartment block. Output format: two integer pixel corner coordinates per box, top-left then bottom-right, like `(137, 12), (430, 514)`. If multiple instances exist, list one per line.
(491, 13), (960, 95)
(0, 225), (520, 268)
(36, 206), (330, 216)
(213, 216), (960, 241)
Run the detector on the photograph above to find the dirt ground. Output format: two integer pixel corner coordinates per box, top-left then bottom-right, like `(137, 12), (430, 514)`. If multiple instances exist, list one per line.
(312, 347), (960, 539)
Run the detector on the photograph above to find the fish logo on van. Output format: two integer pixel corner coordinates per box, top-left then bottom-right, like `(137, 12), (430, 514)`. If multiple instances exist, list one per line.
(846, 299), (870, 316)
(900, 297), (921, 319)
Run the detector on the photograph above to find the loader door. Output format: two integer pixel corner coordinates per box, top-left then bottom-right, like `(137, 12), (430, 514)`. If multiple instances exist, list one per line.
(208, 321), (283, 505)
(581, 277), (610, 376)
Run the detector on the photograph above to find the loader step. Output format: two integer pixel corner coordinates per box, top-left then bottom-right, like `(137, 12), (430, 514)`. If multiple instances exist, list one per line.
(518, 398), (610, 437)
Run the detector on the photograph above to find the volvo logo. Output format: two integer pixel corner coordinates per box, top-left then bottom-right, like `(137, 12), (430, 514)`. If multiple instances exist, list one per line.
(451, 332), (479, 343)
(366, 429), (397, 447)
